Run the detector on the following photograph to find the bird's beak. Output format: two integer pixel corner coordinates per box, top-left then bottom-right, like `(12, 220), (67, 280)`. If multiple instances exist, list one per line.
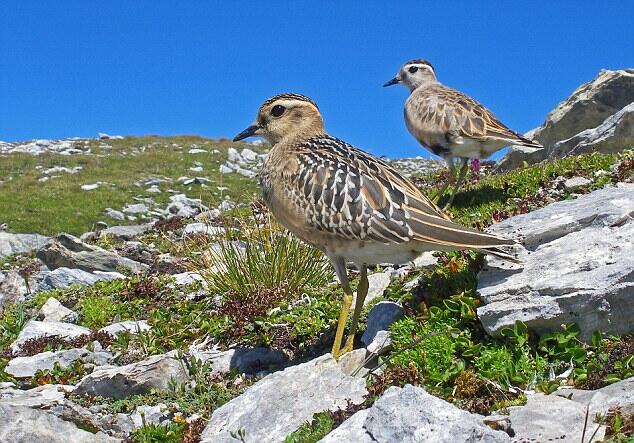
(383, 77), (400, 87)
(233, 124), (261, 142)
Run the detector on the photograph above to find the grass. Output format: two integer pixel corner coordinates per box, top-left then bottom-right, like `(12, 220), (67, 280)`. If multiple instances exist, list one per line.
(1, 145), (633, 441)
(0, 136), (262, 235)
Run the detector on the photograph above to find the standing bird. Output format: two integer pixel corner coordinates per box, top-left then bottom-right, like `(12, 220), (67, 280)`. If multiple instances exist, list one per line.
(233, 93), (517, 358)
(384, 59), (542, 208)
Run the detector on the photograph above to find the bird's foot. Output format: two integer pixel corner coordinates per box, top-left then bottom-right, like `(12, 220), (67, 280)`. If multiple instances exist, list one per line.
(331, 335), (355, 360)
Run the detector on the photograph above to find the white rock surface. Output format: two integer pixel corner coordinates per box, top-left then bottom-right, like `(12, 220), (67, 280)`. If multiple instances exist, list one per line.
(10, 321), (91, 353)
(362, 270), (392, 306)
(74, 351), (187, 399)
(37, 297), (77, 323)
(5, 348), (113, 378)
(0, 232), (49, 259)
(563, 176), (592, 191)
(477, 184), (634, 341)
(0, 384), (74, 408)
(99, 320), (151, 337)
(508, 393), (603, 442)
(0, 404), (118, 443)
(320, 385), (510, 443)
(201, 354), (367, 443)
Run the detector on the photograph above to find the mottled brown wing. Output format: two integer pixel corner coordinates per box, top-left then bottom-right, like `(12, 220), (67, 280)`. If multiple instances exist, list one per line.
(419, 86), (542, 147)
(289, 136), (515, 249)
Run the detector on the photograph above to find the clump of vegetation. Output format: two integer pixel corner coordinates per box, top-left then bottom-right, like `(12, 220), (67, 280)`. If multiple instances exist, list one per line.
(284, 412), (335, 443)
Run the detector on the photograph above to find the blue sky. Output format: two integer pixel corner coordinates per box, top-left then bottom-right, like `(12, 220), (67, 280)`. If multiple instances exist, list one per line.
(1, 2), (632, 159)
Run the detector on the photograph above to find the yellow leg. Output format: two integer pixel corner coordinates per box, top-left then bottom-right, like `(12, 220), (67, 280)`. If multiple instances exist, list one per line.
(340, 266), (369, 355)
(331, 292), (353, 359)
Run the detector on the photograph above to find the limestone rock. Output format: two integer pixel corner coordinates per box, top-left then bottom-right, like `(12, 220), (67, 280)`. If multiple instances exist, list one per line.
(361, 301), (403, 352)
(0, 404), (118, 443)
(74, 351), (188, 399)
(551, 102), (634, 158)
(35, 267), (124, 293)
(508, 393), (604, 442)
(10, 320), (91, 353)
(563, 176), (592, 192)
(0, 384), (74, 408)
(37, 234), (146, 273)
(99, 320), (151, 337)
(362, 270), (392, 306)
(191, 347), (287, 376)
(497, 68), (634, 170)
(477, 184), (634, 341)
(201, 354), (367, 443)
(99, 224), (152, 241)
(0, 232), (49, 259)
(320, 385), (510, 443)
(37, 297), (77, 323)
(5, 348), (113, 378)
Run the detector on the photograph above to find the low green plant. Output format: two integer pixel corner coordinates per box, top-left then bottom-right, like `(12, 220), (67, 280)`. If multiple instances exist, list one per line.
(129, 421), (186, 443)
(285, 412), (335, 443)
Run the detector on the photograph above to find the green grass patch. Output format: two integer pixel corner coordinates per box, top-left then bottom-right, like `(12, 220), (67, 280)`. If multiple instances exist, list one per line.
(0, 136), (262, 235)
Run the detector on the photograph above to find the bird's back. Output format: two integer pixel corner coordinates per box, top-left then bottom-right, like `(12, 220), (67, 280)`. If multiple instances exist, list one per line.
(261, 134), (516, 263)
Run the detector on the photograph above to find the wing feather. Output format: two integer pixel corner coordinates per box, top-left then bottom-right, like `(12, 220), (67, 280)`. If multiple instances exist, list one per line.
(286, 135), (514, 250)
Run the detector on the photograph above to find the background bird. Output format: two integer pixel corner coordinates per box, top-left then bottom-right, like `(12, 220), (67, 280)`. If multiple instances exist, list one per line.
(233, 93), (517, 358)
(384, 59), (543, 208)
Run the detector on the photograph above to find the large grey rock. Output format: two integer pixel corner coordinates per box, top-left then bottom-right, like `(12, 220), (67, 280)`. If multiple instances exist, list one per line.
(477, 184), (634, 341)
(508, 393), (604, 442)
(37, 297), (77, 323)
(551, 102), (634, 158)
(5, 348), (113, 378)
(191, 347), (287, 376)
(0, 232), (49, 259)
(564, 376), (634, 417)
(0, 404), (118, 443)
(201, 353), (367, 443)
(320, 385), (510, 443)
(10, 320), (91, 353)
(74, 351), (188, 399)
(37, 234), (146, 273)
(35, 267), (124, 293)
(497, 68), (634, 170)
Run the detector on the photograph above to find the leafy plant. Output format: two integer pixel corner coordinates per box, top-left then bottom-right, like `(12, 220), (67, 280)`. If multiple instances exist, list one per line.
(285, 412), (335, 443)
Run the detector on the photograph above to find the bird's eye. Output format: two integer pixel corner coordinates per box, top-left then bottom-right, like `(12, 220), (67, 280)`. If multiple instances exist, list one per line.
(271, 105), (286, 117)
(408, 66), (419, 74)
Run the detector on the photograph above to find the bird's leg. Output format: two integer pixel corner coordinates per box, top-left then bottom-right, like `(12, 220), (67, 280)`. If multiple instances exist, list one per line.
(341, 265), (368, 355)
(443, 158), (469, 209)
(433, 157), (456, 204)
(331, 257), (354, 360)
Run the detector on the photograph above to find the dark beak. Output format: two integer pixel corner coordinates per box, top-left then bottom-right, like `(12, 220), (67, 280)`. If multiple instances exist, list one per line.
(383, 77), (400, 87)
(233, 125), (260, 142)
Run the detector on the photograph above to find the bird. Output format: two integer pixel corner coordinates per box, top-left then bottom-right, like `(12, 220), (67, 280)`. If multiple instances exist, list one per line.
(384, 59), (542, 208)
(233, 93), (517, 359)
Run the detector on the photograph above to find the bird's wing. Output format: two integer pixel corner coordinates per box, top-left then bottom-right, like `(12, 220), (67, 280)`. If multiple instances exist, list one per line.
(289, 135), (515, 249)
(414, 86), (542, 148)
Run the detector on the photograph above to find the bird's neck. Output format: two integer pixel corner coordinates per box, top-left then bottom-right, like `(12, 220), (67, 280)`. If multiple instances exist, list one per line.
(409, 78), (439, 92)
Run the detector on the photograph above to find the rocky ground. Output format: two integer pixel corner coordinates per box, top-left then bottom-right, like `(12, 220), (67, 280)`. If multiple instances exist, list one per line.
(1, 70), (633, 443)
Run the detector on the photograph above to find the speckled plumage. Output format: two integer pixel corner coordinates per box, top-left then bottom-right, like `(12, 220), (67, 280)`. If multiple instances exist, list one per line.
(234, 93), (517, 358)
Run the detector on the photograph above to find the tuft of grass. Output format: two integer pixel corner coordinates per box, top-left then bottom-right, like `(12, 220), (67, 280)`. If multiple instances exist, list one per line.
(128, 422), (186, 443)
(197, 217), (333, 300)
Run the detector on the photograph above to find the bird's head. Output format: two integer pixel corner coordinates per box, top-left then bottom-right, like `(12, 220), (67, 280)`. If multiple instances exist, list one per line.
(233, 93), (324, 145)
(384, 59), (437, 92)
